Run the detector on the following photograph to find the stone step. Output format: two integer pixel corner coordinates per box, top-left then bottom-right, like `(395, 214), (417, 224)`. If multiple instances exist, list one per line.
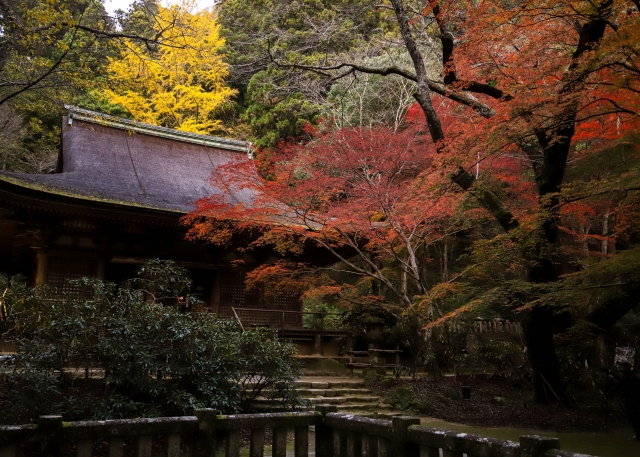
(331, 388), (372, 396)
(254, 395), (380, 405)
(306, 397), (347, 404)
(327, 381), (365, 388)
(343, 395), (380, 403)
(296, 388), (373, 397)
(251, 377), (383, 414)
(311, 395), (381, 404)
(293, 380), (365, 389)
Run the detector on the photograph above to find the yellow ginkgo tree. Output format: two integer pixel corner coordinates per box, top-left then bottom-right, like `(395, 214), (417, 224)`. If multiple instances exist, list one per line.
(104, 1), (236, 134)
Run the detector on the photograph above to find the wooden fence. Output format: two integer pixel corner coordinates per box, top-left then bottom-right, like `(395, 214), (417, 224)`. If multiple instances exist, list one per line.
(448, 318), (523, 335)
(346, 345), (403, 377)
(0, 406), (596, 457)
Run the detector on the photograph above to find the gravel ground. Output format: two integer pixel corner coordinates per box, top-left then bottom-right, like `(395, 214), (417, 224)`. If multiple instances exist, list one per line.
(372, 375), (627, 432)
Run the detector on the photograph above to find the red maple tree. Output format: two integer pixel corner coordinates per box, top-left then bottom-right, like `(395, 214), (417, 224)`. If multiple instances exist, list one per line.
(185, 123), (463, 307)
(187, 0), (640, 403)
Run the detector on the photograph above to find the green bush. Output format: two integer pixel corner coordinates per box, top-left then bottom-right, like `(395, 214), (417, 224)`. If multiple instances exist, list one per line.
(0, 261), (301, 422)
(380, 376), (395, 388)
(363, 370), (379, 385)
(302, 358), (348, 375)
(410, 399), (434, 415)
(390, 386), (413, 410)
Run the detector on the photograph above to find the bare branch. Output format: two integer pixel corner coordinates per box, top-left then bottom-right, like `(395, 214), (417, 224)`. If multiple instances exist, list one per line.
(269, 53), (496, 117)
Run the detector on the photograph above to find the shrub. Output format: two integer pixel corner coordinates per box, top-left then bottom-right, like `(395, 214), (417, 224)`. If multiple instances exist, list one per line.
(390, 386), (413, 410)
(380, 376), (395, 388)
(0, 261), (301, 423)
(303, 358), (348, 375)
(410, 399), (434, 415)
(363, 370), (379, 385)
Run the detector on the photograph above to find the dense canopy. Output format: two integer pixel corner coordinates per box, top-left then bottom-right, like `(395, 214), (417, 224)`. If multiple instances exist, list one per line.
(0, 0), (639, 408)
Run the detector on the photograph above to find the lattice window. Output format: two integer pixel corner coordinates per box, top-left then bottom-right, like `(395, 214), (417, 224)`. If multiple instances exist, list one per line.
(220, 270), (302, 327)
(47, 257), (97, 297)
(266, 291), (299, 311)
(220, 270), (261, 306)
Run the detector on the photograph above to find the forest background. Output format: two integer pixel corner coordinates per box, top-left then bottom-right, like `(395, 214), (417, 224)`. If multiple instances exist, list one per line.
(1, 0), (640, 406)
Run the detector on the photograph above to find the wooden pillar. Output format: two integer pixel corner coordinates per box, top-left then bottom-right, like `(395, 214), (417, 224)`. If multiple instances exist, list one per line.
(35, 251), (49, 285)
(210, 269), (221, 313)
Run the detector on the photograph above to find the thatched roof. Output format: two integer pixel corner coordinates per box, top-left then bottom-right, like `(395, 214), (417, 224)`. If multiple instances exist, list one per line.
(0, 108), (253, 213)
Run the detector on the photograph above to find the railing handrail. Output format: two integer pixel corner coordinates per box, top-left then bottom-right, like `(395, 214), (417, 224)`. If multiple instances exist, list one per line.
(230, 307), (343, 316)
(0, 408), (599, 457)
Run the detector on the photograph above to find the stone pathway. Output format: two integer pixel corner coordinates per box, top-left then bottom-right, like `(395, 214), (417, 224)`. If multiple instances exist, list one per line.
(253, 376), (403, 419)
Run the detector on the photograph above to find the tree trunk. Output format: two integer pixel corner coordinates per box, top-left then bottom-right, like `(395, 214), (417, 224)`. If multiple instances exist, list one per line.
(522, 305), (564, 404)
(393, 0), (610, 405)
(523, 193), (566, 403)
(400, 266), (408, 302)
(601, 210), (609, 255)
(579, 223), (589, 254)
(389, 0), (445, 146)
(442, 240), (449, 283)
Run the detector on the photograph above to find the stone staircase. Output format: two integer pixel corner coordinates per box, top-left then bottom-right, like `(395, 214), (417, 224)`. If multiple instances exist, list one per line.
(252, 377), (403, 419)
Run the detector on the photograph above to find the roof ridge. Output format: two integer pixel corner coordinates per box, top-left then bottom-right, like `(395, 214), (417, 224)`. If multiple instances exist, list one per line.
(65, 106), (251, 153)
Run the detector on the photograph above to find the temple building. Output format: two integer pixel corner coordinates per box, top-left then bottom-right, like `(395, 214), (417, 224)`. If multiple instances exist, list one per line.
(0, 107), (347, 354)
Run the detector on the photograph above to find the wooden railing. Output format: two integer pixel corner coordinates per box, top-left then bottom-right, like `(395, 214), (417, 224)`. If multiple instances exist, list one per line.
(0, 406), (598, 457)
(346, 345), (403, 376)
(230, 307), (345, 331)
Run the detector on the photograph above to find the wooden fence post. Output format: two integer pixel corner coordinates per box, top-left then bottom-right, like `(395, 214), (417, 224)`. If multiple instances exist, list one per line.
(37, 415), (63, 457)
(392, 416), (420, 457)
(315, 406), (337, 457)
(194, 409), (218, 457)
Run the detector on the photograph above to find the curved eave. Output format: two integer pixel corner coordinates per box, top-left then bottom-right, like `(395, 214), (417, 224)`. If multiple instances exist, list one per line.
(0, 175), (188, 227)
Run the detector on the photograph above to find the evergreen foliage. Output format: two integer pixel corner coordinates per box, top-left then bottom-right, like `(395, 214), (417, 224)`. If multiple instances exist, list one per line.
(0, 260), (300, 423)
